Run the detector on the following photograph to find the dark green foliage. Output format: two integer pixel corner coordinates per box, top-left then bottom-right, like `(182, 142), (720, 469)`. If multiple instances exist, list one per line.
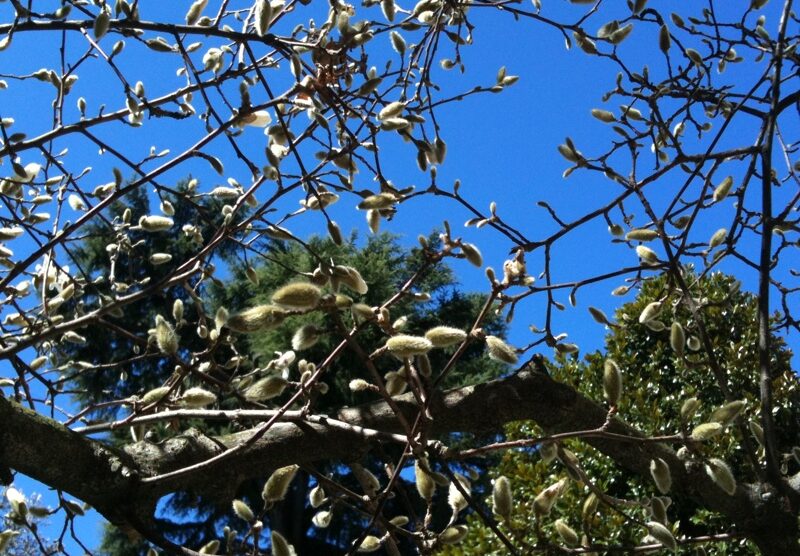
(452, 271), (799, 555)
(66, 204), (507, 553)
(63, 180), (230, 412)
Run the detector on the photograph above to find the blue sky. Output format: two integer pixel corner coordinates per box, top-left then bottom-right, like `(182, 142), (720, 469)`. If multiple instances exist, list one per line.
(1, 1), (797, 553)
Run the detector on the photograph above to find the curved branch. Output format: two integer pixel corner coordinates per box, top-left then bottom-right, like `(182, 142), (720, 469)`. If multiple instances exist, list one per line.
(2, 368), (798, 554)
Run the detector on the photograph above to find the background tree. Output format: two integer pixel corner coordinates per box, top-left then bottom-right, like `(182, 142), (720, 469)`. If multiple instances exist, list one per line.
(0, 1), (798, 555)
(86, 225), (506, 554)
(450, 271), (800, 554)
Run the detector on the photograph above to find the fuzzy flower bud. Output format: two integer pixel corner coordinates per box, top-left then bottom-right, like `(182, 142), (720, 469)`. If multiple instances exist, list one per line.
(650, 458), (672, 493)
(262, 465), (299, 504)
(272, 282), (322, 310)
(385, 335), (433, 357)
(485, 335), (518, 364)
(180, 387), (216, 408)
(155, 315), (179, 355)
(492, 476), (513, 522)
(424, 326), (467, 347)
(138, 215), (174, 232)
(244, 376), (288, 401)
(227, 305), (287, 333)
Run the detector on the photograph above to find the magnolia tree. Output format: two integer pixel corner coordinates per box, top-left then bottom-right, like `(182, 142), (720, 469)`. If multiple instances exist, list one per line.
(0, 0), (798, 555)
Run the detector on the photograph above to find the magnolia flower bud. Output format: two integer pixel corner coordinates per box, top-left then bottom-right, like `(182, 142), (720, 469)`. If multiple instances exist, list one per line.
(626, 228), (659, 241)
(461, 243), (483, 267)
(555, 518), (579, 546)
(227, 305), (287, 333)
(670, 322), (685, 356)
(647, 521), (677, 551)
(485, 335), (518, 364)
(292, 324), (321, 351)
(492, 476), (513, 522)
(638, 301), (662, 323)
(349, 378), (370, 392)
(138, 215), (174, 232)
(357, 192), (396, 210)
(149, 253), (173, 265)
(440, 525), (468, 544)
(713, 176), (733, 202)
(155, 315), (178, 354)
(705, 458), (736, 495)
(650, 458), (672, 493)
(141, 386), (170, 406)
(415, 461), (435, 501)
(680, 397), (700, 422)
(424, 326), (467, 347)
(232, 499), (254, 522)
(540, 441), (558, 464)
(603, 358), (622, 406)
(309, 485), (326, 508)
(180, 387), (216, 408)
(691, 422), (723, 440)
(272, 282), (321, 310)
(533, 478), (566, 516)
(271, 531), (295, 556)
(385, 335), (433, 357)
(710, 400), (746, 426)
(244, 376), (288, 401)
(262, 465), (299, 503)
(333, 266), (369, 295)
(354, 535), (381, 553)
(447, 474), (470, 514)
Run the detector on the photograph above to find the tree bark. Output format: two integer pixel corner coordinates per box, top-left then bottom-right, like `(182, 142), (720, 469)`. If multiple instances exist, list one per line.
(1, 369), (798, 554)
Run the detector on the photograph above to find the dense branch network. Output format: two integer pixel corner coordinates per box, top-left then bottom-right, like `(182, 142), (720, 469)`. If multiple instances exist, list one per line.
(0, 0), (798, 555)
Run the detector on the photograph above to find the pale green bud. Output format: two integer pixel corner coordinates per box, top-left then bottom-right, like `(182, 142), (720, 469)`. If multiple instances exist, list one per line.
(485, 335), (518, 364)
(705, 458), (736, 495)
(357, 192), (396, 210)
(670, 322), (685, 356)
(232, 499), (254, 522)
(680, 397), (701, 423)
(439, 525), (468, 544)
(492, 476), (513, 522)
(710, 400), (746, 426)
(292, 324), (321, 351)
(355, 535), (381, 553)
(180, 387), (216, 408)
(155, 315), (178, 354)
(713, 176), (733, 202)
(262, 465), (299, 503)
(141, 386), (171, 406)
(461, 243), (483, 267)
(647, 521), (677, 551)
(691, 422), (723, 440)
(555, 518), (579, 546)
(603, 359), (622, 406)
(415, 461), (435, 501)
(227, 305), (287, 333)
(650, 458), (672, 493)
(139, 215), (174, 232)
(626, 228), (659, 241)
(244, 376), (288, 401)
(385, 335), (433, 357)
(424, 326), (467, 347)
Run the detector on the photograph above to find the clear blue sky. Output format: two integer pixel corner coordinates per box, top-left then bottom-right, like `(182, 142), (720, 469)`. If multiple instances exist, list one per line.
(1, 1), (796, 553)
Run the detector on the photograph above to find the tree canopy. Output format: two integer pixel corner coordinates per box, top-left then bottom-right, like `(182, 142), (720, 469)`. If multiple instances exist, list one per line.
(0, 1), (799, 555)
(450, 271), (800, 555)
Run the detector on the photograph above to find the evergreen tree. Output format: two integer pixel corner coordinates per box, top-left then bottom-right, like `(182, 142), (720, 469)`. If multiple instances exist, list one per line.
(64, 192), (506, 553)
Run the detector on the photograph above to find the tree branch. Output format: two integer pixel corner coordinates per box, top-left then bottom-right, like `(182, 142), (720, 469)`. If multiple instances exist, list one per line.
(2, 368), (798, 553)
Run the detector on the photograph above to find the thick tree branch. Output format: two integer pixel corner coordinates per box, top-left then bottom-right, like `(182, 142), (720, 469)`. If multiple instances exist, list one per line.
(2, 369), (798, 554)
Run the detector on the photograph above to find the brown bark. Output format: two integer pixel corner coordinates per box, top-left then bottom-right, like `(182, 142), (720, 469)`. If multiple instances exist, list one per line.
(1, 370), (798, 555)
